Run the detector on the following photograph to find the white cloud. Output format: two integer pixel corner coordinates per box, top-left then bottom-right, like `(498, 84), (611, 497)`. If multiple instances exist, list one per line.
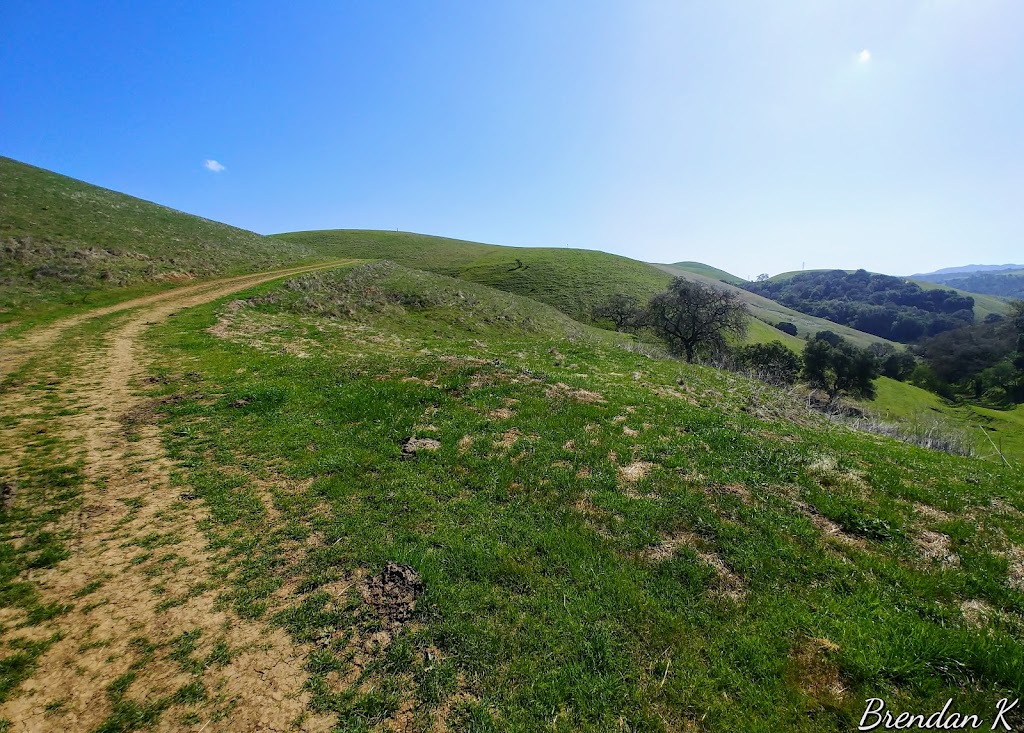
(204, 159), (226, 173)
(858, 49), (872, 63)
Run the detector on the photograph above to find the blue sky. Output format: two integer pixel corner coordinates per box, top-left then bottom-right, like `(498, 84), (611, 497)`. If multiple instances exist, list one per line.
(2, 1), (1021, 278)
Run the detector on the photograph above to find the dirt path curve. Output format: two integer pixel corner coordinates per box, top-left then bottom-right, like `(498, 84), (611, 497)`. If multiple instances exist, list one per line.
(0, 264), (346, 382)
(0, 262), (352, 732)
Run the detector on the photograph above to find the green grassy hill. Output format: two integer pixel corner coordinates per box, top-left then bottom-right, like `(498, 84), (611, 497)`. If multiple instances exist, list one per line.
(665, 261), (746, 285)
(0, 157), (320, 324)
(656, 265), (895, 350)
(276, 229), (676, 322)
(278, 230), (894, 350)
(765, 267), (1010, 323)
(134, 262), (1024, 730)
(4, 162), (1024, 731)
(866, 378), (1024, 463)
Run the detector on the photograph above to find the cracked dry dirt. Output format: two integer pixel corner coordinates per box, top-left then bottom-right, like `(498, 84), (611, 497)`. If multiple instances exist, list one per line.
(0, 264), (349, 732)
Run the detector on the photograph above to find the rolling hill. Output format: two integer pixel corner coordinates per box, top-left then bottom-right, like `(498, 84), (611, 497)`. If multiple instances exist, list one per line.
(765, 268), (1010, 323)
(2, 158), (1024, 731)
(655, 265), (896, 350)
(0, 157), (322, 326)
(277, 230), (896, 351)
(664, 261), (747, 285)
(274, 229), (675, 322)
(912, 264), (1024, 280)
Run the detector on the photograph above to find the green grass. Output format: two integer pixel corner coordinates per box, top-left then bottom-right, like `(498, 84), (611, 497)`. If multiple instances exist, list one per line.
(0, 157), (323, 326)
(135, 263), (1024, 731)
(968, 404), (1024, 465)
(666, 261), (747, 285)
(276, 230), (896, 351)
(274, 229), (675, 323)
(868, 378), (1024, 463)
(656, 265), (896, 350)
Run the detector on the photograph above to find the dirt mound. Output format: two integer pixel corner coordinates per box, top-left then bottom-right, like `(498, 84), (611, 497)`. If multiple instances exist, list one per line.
(361, 562), (425, 627)
(401, 437), (441, 457)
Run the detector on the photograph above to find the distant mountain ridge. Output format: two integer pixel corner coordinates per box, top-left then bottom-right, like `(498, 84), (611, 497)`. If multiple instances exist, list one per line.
(912, 264), (1024, 279)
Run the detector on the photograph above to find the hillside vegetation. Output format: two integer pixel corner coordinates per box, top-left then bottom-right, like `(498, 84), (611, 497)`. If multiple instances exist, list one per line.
(664, 261), (747, 285)
(275, 229), (675, 322)
(746, 269), (975, 343)
(768, 268), (1010, 324)
(3, 162), (1024, 731)
(0, 157), (319, 324)
(278, 230), (896, 351)
(129, 263), (1024, 730)
(934, 272), (1024, 300)
(656, 265), (895, 350)
(914, 266), (1024, 300)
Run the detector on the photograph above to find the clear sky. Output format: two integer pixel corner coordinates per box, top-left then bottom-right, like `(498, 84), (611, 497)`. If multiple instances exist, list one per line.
(2, 1), (1021, 278)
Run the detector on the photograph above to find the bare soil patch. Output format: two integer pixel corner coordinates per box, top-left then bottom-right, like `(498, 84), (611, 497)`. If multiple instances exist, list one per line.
(0, 264), (346, 731)
(360, 562), (426, 630)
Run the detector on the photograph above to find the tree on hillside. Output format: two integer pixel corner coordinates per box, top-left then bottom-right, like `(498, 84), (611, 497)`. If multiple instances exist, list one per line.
(814, 330), (843, 347)
(592, 294), (645, 332)
(802, 337), (880, 402)
(775, 321), (798, 336)
(1013, 301), (1024, 352)
(880, 351), (917, 382)
(734, 342), (802, 385)
(647, 278), (748, 362)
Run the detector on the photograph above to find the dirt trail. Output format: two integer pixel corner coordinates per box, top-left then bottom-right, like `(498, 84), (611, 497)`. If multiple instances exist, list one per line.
(0, 264), (342, 382)
(0, 263), (350, 732)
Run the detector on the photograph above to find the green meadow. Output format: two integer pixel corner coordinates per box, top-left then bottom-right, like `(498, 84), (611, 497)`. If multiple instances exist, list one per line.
(136, 263), (1023, 730)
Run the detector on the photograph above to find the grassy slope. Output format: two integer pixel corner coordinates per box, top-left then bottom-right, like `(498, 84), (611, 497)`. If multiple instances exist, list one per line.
(136, 263), (1024, 730)
(868, 378), (1024, 462)
(911, 280), (1010, 322)
(278, 230), (891, 350)
(275, 230), (675, 322)
(656, 265), (894, 350)
(0, 157), (320, 325)
(665, 261), (746, 285)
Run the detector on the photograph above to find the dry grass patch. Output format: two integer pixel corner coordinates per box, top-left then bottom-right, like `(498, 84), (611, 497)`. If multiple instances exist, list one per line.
(642, 532), (745, 600)
(788, 637), (846, 704)
(618, 461), (655, 485)
(494, 429), (520, 450)
(1006, 546), (1024, 591)
(544, 382), (605, 404)
(915, 530), (959, 567)
(961, 599), (995, 629)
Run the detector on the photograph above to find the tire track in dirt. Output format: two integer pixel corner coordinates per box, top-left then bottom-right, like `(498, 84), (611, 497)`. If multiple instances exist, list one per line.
(0, 263), (344, 383)
(0, 262), (352, 732)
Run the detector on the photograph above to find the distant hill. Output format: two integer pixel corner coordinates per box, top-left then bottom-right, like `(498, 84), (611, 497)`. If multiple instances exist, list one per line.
(666, 261), (746, 285)
(655, 265), (895, 350)
(911, 266), (1024, 302)
(912, 264), (1024, 280)
(0, 156), (321, 322)
(767, 267), (1010, 323)
(274, 229), (675, 323)
(276, 230), (897, 351)
(745, 269), (978, 343)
